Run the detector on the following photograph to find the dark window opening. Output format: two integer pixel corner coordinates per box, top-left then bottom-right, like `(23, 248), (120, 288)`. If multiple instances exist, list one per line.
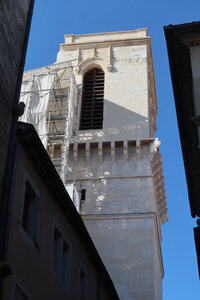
(52, 227), (70, 287)
(22, 180), (40, 246)
(80, 68), (104, 130)
(80, 189), (86, 202)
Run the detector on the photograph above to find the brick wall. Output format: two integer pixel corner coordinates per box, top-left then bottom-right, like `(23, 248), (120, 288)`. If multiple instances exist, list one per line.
(0, 0), (32, 196)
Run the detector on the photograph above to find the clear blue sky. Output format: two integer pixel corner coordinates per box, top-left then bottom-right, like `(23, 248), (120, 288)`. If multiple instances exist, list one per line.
(25, 1), (200, 298)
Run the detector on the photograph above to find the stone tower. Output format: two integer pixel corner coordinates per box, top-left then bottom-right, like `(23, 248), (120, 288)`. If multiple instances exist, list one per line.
(21, 29), (168, 300)
(55, 29), (168, 300)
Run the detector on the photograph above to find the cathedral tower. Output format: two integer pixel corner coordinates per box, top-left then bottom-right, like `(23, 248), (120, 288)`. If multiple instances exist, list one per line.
(55, 29), (168, 300)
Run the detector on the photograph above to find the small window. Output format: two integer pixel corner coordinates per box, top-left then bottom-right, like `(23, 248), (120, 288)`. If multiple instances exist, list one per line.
(80, 267), (86, 300)
(80, 68), (104, 130)
(22, 180), (40, 247)
(80, 189), (86, 202)
(52, 227), (70, 287)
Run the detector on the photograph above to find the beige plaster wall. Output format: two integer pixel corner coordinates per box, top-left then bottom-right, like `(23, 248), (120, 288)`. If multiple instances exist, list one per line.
(3, 146), (113, 300)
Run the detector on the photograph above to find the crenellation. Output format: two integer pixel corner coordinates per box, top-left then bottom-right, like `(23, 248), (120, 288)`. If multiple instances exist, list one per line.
(136, 139), (142, 160)
(73, 142), (78, 164)
(69, 139), (164, 166)
(98, 142), (103, 163)
(85, 142), (90, 164)
(110, 141), (115, 163)
(123, 140), (128, 162)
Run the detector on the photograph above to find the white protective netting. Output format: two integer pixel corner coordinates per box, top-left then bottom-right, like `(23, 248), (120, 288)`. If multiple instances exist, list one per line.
(20, 73), (55, 148)
(65, 183), (80, 213)
(60, 71), (78, 183)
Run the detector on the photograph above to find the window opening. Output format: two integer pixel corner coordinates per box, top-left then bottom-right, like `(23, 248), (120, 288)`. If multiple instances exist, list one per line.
(80, 68), (104, 130)
(22, 180), (40, 246)
(52, 226), (70, 287)
(80, 189), (86, 202)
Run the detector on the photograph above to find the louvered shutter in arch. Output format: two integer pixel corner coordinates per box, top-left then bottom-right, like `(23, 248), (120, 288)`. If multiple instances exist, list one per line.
(80, 68), (104, 130)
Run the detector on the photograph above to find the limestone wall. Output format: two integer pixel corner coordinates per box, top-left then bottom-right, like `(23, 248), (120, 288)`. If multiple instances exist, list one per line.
(68, 141), (156, 215)
(82, 214), (160, 300)
(67, 139), (166, 299)
(56, 30), (157, 142)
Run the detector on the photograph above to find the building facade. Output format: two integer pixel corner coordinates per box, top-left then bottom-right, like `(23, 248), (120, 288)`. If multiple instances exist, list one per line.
(164, 21), (200, 276)
(0, 0), (34, 198)
(3, 122), (119, 300)
(20, 29), (168, 300)
(0, 0), (34, 294)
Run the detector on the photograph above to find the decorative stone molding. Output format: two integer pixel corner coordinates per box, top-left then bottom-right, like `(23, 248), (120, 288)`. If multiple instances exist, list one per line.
(85, 142), (90, 164)
(98, 142), (103, 163)
(70, 138), (154, 164)
(123, 141), (128, 162)
(73, 45), (113, 74)
(136, 140), (141, 160)
(107, 46), (112, 72)
(150, 139), (168, 225)
(75, 57), (107, 75)
(69, 138), (168, 226)
(73, 143), (78, 164)
(111, 141), (115, 163)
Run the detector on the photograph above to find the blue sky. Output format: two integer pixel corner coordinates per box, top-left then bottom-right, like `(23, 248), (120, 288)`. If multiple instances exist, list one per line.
(25, 0), (200, 298)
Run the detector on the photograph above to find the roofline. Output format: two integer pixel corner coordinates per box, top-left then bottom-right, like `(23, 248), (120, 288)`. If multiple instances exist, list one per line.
(164, 22), (200, 218)
(164, 21), (200, 32)
(64, 28), (148, 38)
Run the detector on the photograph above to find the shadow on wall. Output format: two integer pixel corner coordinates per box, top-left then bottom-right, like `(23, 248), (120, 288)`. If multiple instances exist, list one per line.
(77, 100), (149, 142)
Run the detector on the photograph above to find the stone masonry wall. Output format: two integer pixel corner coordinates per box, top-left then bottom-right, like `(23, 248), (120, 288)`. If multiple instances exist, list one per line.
(0, 0), (32, 197)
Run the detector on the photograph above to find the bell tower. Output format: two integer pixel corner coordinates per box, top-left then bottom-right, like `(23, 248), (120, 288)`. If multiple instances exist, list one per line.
(56, 29), (168, 300)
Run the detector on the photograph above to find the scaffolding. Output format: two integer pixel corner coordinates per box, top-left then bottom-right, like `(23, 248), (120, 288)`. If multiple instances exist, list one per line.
(20, 61), (78, 183)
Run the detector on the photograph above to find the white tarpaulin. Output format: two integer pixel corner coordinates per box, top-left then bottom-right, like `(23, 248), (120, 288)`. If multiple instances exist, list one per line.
(65, 183), (80, 213)
(60, 71), (78, 182)
(20, 73), (55, 148)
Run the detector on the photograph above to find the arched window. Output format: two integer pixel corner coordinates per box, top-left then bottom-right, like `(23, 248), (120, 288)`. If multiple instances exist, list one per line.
(80, 68), (104, 130)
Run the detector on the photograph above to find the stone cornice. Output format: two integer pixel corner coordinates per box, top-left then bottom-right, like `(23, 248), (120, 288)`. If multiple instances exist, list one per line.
(68, 175), (153, 182)
(150, 139), (168, 225)
(70, 138), (155, 165)
(63, 29), (148, 45)
(60, 37), (150, 51)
